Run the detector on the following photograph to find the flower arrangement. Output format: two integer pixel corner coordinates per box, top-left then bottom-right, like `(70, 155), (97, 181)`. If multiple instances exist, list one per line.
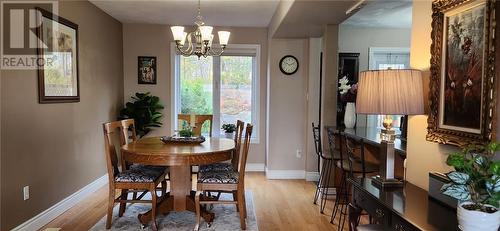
(338, 76), (357, 103)
(441, 142), (500, 212)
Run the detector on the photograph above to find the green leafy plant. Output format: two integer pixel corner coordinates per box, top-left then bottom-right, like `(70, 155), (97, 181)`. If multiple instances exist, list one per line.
(178, 128), (194, 137)
(441, 142), (500, 212)
(222, 123), (236, 133)
(119, 92), (164, 137)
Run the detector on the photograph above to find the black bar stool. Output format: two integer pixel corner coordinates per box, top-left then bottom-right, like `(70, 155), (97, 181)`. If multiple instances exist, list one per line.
(330, 134), (379, 230)
(312, 123), (338, 213)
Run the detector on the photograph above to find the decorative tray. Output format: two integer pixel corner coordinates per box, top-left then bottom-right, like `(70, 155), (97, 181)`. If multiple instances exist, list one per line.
(160, 136), (206, 144)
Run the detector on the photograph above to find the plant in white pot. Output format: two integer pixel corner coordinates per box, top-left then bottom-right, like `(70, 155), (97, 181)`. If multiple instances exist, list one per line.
(222, 123), (236, 139)
(441, 142), (500, 231)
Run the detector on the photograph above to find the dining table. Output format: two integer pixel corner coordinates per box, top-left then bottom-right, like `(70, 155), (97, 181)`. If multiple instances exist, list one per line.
(121, 136), (235, 225)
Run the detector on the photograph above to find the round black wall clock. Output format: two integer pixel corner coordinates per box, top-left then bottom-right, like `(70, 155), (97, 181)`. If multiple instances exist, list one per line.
(279, 55), (299, 75)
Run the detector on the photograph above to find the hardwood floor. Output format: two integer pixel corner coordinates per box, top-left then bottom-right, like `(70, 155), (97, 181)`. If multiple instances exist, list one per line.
(41, 173), (346, 231)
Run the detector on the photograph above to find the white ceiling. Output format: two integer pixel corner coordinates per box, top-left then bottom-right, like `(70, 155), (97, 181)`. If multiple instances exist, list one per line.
(90, 0), (280, 27)
(273, 0), (355, 38)
(342, 0), (412, 29)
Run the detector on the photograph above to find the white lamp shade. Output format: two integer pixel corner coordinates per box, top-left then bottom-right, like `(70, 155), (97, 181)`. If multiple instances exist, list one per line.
(199, 26), (213, 41)
(208, 34), (214, 47)
(218, 31), (230, 45)
(356, 69), (424, 115)
(171, 26), (185, 41)
(179, 32), (187, 47)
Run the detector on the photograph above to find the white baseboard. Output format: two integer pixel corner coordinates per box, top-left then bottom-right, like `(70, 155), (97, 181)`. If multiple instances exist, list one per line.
(305, 171), (320, 181)
(265, 169), (306, 179)
(246, 163), (265, 172)
(12, 174), (108, 231)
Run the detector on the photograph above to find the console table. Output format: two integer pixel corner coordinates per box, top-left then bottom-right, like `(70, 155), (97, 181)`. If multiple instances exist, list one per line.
(349, 178), (458, 231)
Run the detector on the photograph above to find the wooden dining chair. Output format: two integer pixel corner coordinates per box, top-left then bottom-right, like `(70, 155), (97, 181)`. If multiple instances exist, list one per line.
(178, 114), (213, 137)
(120, 119), (169, 197)
(103, 121), (168, 230)
(194, 124), (253, 231)
(199, 120), (245, 174)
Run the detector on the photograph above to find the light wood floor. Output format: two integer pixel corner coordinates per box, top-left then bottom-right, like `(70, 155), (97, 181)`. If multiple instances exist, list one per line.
(42, 173), (346, 231)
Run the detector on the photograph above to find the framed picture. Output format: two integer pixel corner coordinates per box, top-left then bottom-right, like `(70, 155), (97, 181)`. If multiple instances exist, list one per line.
(36, 8), (79, 103)
(427, 0), (496, 147)
(138, 56), (157, 84)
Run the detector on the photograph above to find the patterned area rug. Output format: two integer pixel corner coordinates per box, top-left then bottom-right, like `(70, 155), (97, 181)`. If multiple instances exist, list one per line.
(90, 191), (258, 231)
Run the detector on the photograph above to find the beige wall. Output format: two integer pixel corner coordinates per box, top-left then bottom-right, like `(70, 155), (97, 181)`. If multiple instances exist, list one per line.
(407, 0), (500, 190)
(338, 26), (411, 71)
(321, 25), (339, 129)
(122, 25), (268, 164)
(267, 39), (309, 171)
(0, 1), (123, 230)
(406, 0), (455, 190)
(305, 38), (322, 172)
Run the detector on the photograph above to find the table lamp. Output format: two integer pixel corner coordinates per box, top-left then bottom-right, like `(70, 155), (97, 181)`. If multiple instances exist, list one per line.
(356, 69), (424, 187)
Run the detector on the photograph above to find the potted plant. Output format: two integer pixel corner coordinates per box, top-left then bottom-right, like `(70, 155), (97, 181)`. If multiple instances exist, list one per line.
(441, 142), (500, 231)
(222, 123), (236, 139)
(119, 92), (164, 137)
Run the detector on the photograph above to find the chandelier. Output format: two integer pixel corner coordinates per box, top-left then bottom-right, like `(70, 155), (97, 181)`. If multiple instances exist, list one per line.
(170, 0), (230, 58)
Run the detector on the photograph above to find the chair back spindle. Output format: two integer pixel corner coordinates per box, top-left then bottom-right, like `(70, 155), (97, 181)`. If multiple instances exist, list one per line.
(120, 119), (137, 144)
(344, 136), (366, 178)
(327, 128), (341, 160)
(231, 120), (245, 170)
(103, 121), (123, 185)
(312, 123), (322, 158)
(178, 114), (213, 137)
(238, 124), (253, 183)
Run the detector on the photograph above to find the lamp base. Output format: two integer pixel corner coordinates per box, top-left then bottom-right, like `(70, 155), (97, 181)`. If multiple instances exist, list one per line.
(380, 129), (396, 142)
(371, 175), (404, 188)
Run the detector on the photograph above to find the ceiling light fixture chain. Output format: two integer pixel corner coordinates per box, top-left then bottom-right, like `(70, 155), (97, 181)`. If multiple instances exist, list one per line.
(171, 0), (230, 58)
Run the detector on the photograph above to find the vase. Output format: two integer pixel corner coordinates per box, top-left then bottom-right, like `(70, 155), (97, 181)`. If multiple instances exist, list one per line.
(457, 202), (500, 231)
(344, 102), (356, 129)
(225, 132), (234, 139)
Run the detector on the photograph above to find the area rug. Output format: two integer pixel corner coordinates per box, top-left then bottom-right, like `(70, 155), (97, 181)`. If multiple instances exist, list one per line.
(90, 191), (258, 231)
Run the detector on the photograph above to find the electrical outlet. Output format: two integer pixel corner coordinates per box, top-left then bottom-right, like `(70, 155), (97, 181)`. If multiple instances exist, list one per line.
(23, 186), (29, 201)
(296, 149), (302, 158)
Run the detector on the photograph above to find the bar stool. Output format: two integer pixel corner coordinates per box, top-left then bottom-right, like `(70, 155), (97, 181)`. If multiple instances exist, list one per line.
(312, 123), (338, 213)
(330, 134), (379, 230)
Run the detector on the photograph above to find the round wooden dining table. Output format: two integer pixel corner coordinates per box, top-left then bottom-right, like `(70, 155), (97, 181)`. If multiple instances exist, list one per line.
(121, 136), (235, 225)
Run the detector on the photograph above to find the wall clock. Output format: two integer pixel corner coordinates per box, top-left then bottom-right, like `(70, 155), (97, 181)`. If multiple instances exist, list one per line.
(279, 55), (299, 75)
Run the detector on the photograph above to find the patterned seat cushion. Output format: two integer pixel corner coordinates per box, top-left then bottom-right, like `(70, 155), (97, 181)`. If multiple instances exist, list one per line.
(199, 163), (234, 173)
(197, 170), (239, 184)
(115, 165), (166, 183)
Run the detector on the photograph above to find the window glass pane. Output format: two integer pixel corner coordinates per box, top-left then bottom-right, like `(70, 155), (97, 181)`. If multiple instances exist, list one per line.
(220, 56), (253, 132)
(179, 56), (213, 133)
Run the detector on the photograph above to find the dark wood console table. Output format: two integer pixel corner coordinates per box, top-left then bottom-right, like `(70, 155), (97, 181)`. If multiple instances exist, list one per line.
(349, 178), (458, 231)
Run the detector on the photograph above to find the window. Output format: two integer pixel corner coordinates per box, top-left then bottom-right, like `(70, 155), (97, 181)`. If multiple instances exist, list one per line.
(172, 44), (260, 141)
(367, 47), (410, 132)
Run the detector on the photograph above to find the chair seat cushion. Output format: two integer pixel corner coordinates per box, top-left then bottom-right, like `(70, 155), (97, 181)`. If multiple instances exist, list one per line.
(199, 163), (234, 173)
(115, 165), (166, 183)
(336, 159), (379, 173)
(197, 170), (239, 184)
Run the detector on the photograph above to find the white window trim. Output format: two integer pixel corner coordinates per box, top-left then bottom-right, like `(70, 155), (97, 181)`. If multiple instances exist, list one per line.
(366, 47), (410, 129)
(368, 47), (410, 70)
(170, 43), (261, 143)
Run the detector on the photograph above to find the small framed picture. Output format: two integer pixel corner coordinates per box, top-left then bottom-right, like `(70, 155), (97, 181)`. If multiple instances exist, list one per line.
(138, 56), (157, 84)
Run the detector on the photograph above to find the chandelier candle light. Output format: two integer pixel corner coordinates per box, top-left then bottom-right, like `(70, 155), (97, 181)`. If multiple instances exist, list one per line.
(171, 0), (230, 58)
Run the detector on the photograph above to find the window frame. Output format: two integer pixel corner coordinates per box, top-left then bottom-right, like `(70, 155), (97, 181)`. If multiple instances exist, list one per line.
(366, 47), (410, 131)
(170, 43), (261, 143)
